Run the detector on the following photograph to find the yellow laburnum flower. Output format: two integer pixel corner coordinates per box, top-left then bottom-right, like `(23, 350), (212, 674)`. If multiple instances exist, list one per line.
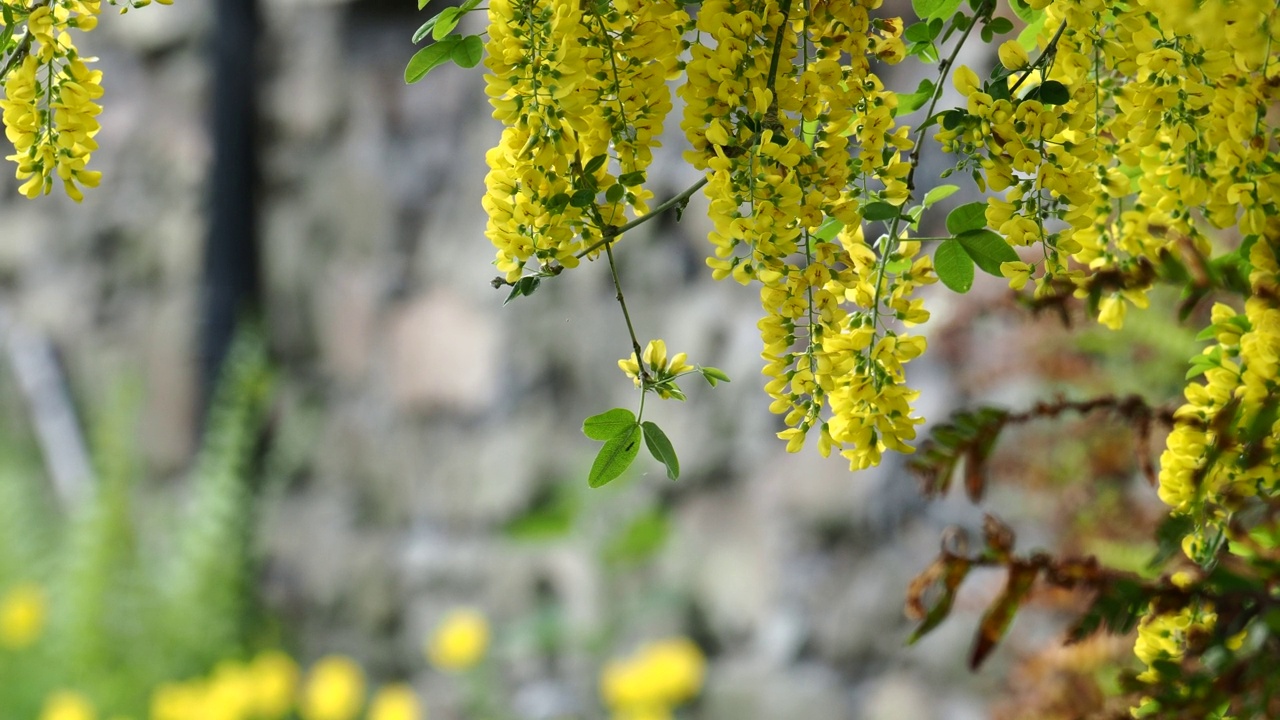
(40, 692), (96, 720)
(998, 40), (1030, 70)
(952, 64), (980, 97)
(0, 582), (46, 649)
(426, 608), (489, 672)
(368, 683), (424, 720)
(300, 656), (365, 720)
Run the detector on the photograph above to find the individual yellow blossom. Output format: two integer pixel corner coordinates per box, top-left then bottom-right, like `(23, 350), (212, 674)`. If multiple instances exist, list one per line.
(0, 582), (46, 649)
(300, 656), (365, 720)
(367, 683), (424, 720)
(952, 64), (980, 97)
(999, 261), (1031, 291)
(40, 692), (96, 720)
(998, 40), (1030, 71)
(426, 607), (489, 672)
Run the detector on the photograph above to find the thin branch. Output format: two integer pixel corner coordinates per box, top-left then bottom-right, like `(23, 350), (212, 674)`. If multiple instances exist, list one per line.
(1008, 21), (1067, 95)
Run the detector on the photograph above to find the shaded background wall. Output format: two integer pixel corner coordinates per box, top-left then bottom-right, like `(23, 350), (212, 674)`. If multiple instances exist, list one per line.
(0, 1), (1181, 717)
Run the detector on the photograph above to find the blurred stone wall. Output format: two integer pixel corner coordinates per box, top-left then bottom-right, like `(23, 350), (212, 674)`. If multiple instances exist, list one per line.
(0, 2), (1096, 718)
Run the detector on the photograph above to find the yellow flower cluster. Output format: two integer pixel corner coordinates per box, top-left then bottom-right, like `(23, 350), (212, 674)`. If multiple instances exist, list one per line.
(483, 0), (688, 282)
(618, 339), (692, 400)
(0, 0), (178, 201)
(599, 637), (705, 720)
(0, 1), (106, 201)
(148, 651), (424, 720)
(479, 0), (932, 470)
(679, 0), (928, 470)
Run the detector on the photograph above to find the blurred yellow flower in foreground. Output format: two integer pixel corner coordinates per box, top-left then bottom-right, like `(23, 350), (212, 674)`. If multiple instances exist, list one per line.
(368, 683), (424, 720)
(426, 608), (489, 671)
(301, 655), (366, 720)
(601, 637), (705, 714)
(40, 691), (96, 720)
(0, 582), (46, 649)
(250, 650), (300, 718)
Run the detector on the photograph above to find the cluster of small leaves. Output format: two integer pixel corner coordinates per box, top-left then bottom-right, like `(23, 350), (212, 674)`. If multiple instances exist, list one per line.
(581, 366), (728, 488)
(405, 0), (486, 83)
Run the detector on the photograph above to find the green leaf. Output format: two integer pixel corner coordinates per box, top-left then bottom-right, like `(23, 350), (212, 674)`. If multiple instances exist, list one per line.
(945, 201), (988, 235)
(956, 229), (1019, 276)
(922, 184), (959, 208)
(1009, 0), (1037, 22)
(912, 0), (963, 20)
(641, 422), (680, 480)
(583, 154), (608, 175)
(894, 78), (936, 117)
(451, 35), (484, 68)
(605, 183), (625, 203)
(418, 0), (431, 9)
(1017, 13), (1047, 51)
(1030, 79), (1070, 105)
(618, 171), (646, 186)
(863, 201), (901, 221)
(988, 16), (1014, 34)
(504, 275), (541, 305)
(935, 239), (975, 293)
(904, 21), (934, 43)
(588, 425), (642, 488)
(412, 16), (439, 44)
(570, 188), (596, 208)
(700, 366), (731, 386)
(432, 7), (461, 40)
(405, 37), (461, 83)
(886, 257), (913, 273)
(582, 408), (638, 441)
(814, 216), (843, 242)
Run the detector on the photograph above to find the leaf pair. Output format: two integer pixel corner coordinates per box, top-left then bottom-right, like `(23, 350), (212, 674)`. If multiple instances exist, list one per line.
(405, 0), (485, 84)
(934, 202), (1021, 293)
(582, 408), (679, 487)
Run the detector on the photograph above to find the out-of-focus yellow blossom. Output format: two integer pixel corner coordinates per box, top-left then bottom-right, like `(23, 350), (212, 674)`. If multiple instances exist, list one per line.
(300, 655), (366, 720)
(601, 637), (705, 714)
(249, 650), (300, 718)
(0, 582), (46, 649)
(426, 608), (489, 672)
(368, 683), (424, 720)
(40, 692), (96, 720)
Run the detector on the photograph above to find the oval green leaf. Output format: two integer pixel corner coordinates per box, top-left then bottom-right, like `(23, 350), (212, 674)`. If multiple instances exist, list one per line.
(956, 229), (1020, 276)
(588, 425), (641, 488)
(945, 201), (988, 235)
(922, 184), (959, 209)
(451, 35), (484, 69)
(935, 239), (974, 293)
(641, 421), (680, 480)
(405, 37), (461, 84)
(583, 407), (637, 440)
(432, 7), (461, 40)
(863, 201), (901, 221)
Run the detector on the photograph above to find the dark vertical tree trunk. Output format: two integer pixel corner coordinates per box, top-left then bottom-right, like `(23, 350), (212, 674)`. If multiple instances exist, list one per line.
(201, 0), (261, 415)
